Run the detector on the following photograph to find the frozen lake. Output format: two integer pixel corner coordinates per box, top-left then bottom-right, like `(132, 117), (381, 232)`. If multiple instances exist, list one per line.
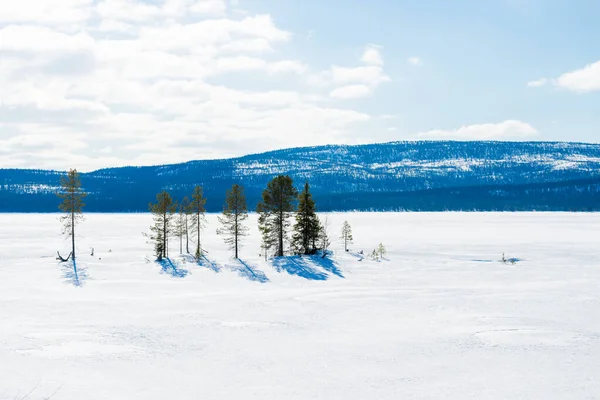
(1, 212), (599, 399)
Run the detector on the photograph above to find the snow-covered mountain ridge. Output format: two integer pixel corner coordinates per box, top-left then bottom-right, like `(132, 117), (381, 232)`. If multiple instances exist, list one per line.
(2, 141), (600, 211)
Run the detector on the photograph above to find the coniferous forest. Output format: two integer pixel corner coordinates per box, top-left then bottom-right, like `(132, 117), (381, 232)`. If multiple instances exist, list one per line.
(2, 141), (600, 212)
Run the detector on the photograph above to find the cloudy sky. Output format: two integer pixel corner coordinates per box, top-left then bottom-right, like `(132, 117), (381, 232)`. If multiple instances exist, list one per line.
(1, 0), (599, 171)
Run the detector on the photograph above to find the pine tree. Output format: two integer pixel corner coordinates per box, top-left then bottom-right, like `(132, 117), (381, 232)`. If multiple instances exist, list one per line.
(175, 202), (185, 254)
(340, 220), (353, 252)
(370, 248), (379, 261)
(57, 168), (86, 261)
(147, 191), (176, 261)
(377, 243), (387, 259)
(257, 175), (298, 257)
(292, 182), (320, 255)
(190, 186), (207, 261)
(217, 184), (249, 259)
(181, 196), (191, 253)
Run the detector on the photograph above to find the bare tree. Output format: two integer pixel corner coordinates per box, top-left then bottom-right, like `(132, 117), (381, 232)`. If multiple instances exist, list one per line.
(318, 215), (332, 254)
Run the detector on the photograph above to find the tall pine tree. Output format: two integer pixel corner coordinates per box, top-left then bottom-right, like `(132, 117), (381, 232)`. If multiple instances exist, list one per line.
(190, 186), (207, 260)
(57, 168), (86, 261)
(175, 201), (185, 254)
(181, 196), (191, 253)
(292, 182), (320, 255)
(148, 191), (176, 261)
(217, 184), (249, 259)
(257, 175), (298, 257)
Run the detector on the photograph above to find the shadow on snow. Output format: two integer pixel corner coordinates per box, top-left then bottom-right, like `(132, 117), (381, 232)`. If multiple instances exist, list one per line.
(180, 253), (221, 273)
(61, 259), (89, 287)
(231, 259), (269, 283)
(272, 255), (339, 281)
(313, 254), (344, 278)
(199, 254), (221, 273)
(157, 258), (189, 278)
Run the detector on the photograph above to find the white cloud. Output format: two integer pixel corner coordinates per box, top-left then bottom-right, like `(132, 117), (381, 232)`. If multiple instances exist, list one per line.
(330, 85), (372, 99)
(268, 60), (308, 74)
(220, 38), (274, 54)
(96, 0), (163, 22)
(0, 0), (385, 170)
(0, 25), (95, 52)
(0, 0), (92, 26)
(554, 60), (600, 92)
(211, 57), (306, 75)
(361, 45), (383, 66)
(97, 19), (137, 33)
(408, 57), (422, 66)
(529, 60), (600, 92)
(318, 46), (391, 100)
(189, 0), (227, 16)
(331, 65), (390, 87)
(527, 78), (548, 87)
(417, 120), (538, 140)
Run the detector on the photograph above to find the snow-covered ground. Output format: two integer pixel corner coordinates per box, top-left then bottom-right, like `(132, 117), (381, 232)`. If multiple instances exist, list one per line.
(1, 212), (599, 399)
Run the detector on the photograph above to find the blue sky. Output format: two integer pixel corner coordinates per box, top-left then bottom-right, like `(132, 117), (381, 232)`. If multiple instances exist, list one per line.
(0, 0), (598, 170)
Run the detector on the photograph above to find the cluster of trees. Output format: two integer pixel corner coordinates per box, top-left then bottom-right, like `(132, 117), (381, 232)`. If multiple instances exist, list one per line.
(257, 176), (330, 258)
(146, 186), (209, 261)
(56, 171), (367, 264)
(148, 175), (332, 261)
(145, 184), (249, 262)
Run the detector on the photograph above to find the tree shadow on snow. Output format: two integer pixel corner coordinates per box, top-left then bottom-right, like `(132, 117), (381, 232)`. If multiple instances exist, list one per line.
(157, 258), (189, 278)
(180, 253), (221, 273)
(61, 259), (89, 287)
(313, 254), (344, 278)
(272, 256), (329, 281)
(199, 255), (221, 273)
(231, 259), (269, 283)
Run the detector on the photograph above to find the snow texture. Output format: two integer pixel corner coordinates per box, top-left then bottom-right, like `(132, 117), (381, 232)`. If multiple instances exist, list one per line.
(1, 212), (599, 399)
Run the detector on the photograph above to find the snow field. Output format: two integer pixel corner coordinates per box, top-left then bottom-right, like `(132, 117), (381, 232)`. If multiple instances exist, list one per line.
(1, 212), (599, 399)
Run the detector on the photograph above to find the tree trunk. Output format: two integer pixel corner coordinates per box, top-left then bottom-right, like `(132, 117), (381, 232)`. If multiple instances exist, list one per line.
(278, 210), (283, 257)
(185, 218), (189, 253)
(71, 210), (75, 260)
(196, 211), (201, 258)
(234, 211), (239, 259)
(163, 212), (167, 259)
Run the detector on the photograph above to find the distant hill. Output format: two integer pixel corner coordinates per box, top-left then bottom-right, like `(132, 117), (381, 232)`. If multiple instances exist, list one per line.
(1, 141), (600, 212)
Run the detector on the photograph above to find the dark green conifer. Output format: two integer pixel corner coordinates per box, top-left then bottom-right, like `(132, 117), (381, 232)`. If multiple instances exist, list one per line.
(217, 184), (249, 259)
(292, 182), (320, 255)
(148, 191), (176, 261)
(257, 175), (298, 257)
